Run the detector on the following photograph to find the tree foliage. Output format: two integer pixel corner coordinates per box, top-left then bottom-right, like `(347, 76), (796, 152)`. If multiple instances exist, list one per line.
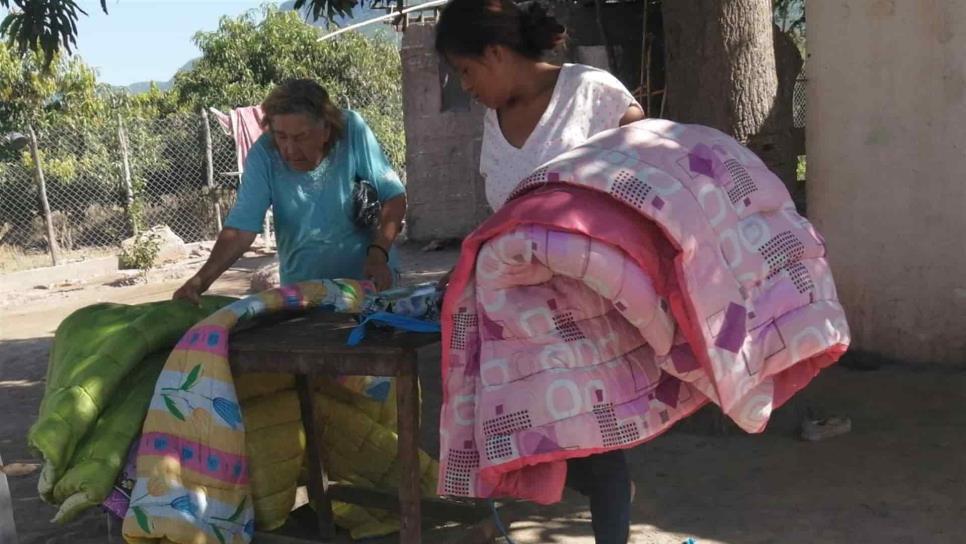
(0, 44), (106, 135)
(0, 40), (183, 247)
(0, 0), (108, 67)
(773, 0), (806, 51)
(0, 0), (382, 71)
(293, 0), (361, 26)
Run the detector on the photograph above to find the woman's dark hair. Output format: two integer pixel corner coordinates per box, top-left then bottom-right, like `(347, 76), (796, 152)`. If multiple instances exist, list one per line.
(260, 78), (345, 141)
(435, 0), (566, 60)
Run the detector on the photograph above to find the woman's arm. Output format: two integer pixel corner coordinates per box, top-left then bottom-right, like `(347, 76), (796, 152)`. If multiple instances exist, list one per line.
(176, 138), (272, 303)
(619, 104), (646, 126)
(364, 195), (407, 290)
(371, 194), (407, 252)
(174, 228), (257, 304)
(348, 110), (409, 290)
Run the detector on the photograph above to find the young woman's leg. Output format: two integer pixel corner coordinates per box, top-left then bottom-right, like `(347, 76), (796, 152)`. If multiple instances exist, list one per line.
(566, 449), (632, 544)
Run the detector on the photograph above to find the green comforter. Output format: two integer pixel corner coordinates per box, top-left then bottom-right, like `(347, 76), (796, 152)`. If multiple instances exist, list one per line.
(29, 297), (235, 522)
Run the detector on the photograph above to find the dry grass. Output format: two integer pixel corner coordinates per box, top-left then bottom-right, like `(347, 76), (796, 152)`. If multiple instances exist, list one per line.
(0, 244), (117, 274)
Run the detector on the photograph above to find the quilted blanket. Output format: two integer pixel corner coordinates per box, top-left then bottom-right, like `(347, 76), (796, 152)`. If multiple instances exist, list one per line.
(29, 297), (235, 523)
(439, 119), (850, 504)
(122, 281), (341, 542)
(31, 293), (438, 541)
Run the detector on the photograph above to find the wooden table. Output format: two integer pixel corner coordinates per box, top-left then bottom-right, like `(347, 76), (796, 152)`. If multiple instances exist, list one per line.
(229, 311), (441, 543)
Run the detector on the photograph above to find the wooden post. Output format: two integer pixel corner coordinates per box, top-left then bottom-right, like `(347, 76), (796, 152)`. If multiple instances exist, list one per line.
(117, 114), (137, 234)
(396, 358), (422, 544)
(27, 125), (59, 266)
(201, 109), (223, 232)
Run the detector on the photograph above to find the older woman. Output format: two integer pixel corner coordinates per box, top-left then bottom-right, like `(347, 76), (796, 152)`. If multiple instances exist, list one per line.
(175, 79), (406, 302)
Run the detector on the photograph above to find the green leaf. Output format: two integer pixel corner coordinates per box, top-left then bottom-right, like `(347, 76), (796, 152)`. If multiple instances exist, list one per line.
(162, 395), (186, 421)
(0, 14), (14, 36)
(212, 524), (227, 544)
(132, 506), (152, 533)
(227, 496), (247, 522)
(180, 364), (202, 391)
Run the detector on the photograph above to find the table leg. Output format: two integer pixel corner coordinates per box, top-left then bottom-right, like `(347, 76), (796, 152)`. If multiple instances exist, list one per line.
(295, 375), (335, 541)
(396, 362), (422, 544)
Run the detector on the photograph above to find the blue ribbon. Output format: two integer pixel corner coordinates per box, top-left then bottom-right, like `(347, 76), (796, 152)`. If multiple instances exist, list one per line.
(346, 311), (441, 346)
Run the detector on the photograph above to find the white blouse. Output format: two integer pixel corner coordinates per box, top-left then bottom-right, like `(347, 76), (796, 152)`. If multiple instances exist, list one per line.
(480, 63), (639, 211)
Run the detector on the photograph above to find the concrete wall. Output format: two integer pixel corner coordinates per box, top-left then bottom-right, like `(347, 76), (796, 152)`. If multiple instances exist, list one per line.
(807, 1), (966, 365)
(401, 24), (491, 241)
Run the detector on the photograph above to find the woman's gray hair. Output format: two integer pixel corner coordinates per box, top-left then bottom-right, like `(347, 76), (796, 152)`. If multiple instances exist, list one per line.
(260, 78), (345, 141)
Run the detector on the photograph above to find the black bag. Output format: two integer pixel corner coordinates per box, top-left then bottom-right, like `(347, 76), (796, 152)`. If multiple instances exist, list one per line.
(351, 178), (382, 230)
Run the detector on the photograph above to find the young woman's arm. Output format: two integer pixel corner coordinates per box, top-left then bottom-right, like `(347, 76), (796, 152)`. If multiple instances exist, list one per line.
(619, 104), (646, 126)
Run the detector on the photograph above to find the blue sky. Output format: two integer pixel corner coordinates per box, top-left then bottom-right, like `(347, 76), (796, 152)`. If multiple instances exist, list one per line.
(72, 1), (280, 85)
(0, 1), (279, 86)
(0, 1), (391, 86)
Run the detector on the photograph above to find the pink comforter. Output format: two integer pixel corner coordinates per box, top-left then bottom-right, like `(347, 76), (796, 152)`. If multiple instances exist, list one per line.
(438, 120), (850, 504)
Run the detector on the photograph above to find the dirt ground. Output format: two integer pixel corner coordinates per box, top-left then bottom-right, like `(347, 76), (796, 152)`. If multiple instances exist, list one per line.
(1, 245), (964, 543)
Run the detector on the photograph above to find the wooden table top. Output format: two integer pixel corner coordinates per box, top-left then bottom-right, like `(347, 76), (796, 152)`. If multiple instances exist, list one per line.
(229, 311), (441, 376)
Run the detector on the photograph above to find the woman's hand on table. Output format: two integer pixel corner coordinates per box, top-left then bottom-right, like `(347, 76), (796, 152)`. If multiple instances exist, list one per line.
(437, 267), (454, 291)
(364, 245), (394, 291)
(174, 275), (206, 305)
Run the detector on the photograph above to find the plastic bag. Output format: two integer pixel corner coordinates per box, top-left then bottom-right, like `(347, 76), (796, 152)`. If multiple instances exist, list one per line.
(352, 179), (382, 230)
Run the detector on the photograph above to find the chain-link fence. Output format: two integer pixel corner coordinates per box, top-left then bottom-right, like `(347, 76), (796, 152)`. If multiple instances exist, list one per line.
(1, 25), (407, 274)
(2, 101), (405, 275)
(793, 72), (807, 129)
(0, 112), (242, 273)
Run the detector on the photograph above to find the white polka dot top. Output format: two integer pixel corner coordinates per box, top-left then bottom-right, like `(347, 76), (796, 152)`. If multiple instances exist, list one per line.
(480, 63), (639, 211)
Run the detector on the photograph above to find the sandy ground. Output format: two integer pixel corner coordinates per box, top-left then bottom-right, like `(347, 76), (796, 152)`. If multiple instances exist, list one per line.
(1, 245), (964, 543)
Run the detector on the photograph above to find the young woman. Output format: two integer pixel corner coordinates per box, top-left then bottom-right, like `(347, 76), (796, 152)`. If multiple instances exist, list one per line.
(435, 1), (645, 542)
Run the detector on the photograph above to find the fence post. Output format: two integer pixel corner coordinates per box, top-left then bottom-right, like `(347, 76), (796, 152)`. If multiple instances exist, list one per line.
(117, 114), (137, 234)
(262, 210), (272, 248)
(201, 108), (223, 232)
(27, 125), (60, 266)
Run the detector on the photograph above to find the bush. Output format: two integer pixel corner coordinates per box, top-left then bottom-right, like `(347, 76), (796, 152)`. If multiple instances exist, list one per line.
(118, 231), (162, 273)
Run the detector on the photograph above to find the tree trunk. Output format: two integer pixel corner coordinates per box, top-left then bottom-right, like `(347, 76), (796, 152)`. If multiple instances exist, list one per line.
(661, 0), (805, 434)
(28, 125), (60, 266)
(201, 108), (223, 232)
(118, 114), (137, 234)
(662, 0), (787, 178)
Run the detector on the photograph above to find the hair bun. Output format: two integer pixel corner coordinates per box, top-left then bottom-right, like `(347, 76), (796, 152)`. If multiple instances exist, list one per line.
(516, 0), (566, 53)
